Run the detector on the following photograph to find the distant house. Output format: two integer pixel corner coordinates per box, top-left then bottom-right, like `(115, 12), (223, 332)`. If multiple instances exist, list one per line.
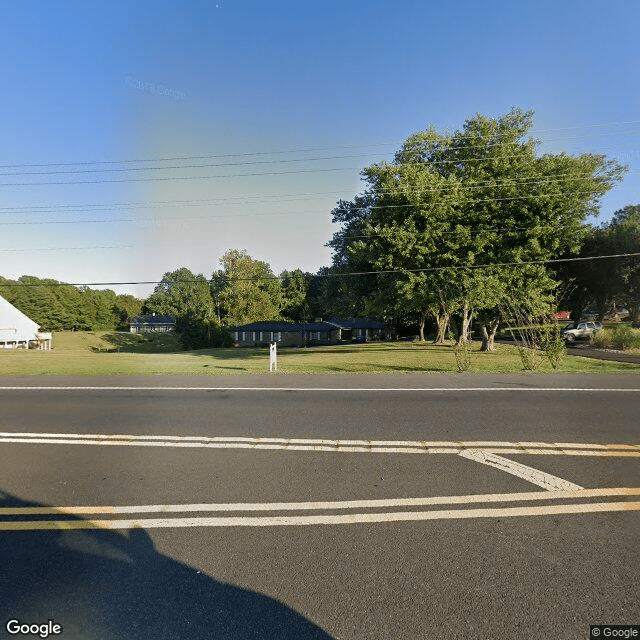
(0, 295), (52, 350)
(231, 321), (340, 347)
(329, 318), (385, 341)
(231, 318), (385, 347)
(129, 313), (176, 334)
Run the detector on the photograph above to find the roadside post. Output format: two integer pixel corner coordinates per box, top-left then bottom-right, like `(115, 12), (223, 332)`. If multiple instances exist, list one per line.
(269, 341), (277, 372)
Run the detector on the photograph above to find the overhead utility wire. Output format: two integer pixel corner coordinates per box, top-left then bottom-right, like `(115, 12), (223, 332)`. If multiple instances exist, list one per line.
(1, 167), (628, 188)
(0, 166), (351, 187)
(1, 119), (638, 170)
(1, 131), (638, 177)
(2, 253), (639, 287)
(0, 161), (628, 213)
(0, 190), (606, 227)
(0, 246), (133, 252)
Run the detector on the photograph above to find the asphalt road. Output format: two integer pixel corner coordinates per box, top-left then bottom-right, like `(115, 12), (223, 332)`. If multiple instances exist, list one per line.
(1, 373), (639, 640)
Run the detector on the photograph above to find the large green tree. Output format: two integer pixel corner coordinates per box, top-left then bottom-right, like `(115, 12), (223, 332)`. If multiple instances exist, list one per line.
(339, 108), (626, 350)
(613, 206), (640, 323)
(144, 268), (213, 319)
(144, 267), (224, 348)
(280, 269), (314, 323)
(556, 205), (640, 323)
(113, 294), (143, 329)
(211, 250), (283, 326)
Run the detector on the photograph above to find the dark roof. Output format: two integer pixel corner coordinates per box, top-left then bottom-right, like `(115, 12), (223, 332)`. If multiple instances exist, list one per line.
(329, 318), (385, 329)
(233, 321), (339, 332)
(130, 314), (175, 325)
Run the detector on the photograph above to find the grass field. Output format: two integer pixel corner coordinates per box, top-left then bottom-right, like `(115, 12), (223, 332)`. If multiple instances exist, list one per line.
(0, 331), (638, 376)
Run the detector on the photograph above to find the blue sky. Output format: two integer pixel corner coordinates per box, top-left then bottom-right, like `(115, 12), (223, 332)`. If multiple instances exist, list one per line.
(1, 0), (638, 297)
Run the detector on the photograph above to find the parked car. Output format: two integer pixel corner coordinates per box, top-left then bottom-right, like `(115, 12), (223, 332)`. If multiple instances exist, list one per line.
(561, 321), (601, 343)
(352, 335), (368, 343)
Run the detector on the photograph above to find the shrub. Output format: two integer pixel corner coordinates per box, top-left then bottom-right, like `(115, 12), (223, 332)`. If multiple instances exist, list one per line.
(540, 328), (567, 369)
(592, 325), (640, 350)
(517, 346), (543, 370)
(453, 340), (472, 372)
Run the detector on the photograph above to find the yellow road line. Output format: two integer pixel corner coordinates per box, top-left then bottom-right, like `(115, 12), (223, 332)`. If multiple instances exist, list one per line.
(2, 501), (639, 530)
(2, 488), (638, 516)
(0, 433), (638, 456)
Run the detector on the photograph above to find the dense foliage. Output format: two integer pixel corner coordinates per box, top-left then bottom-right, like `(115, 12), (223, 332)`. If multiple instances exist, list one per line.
(555, 204), (640, 323)
(328, 108), (626, 349)
(0, 276), (142, 331)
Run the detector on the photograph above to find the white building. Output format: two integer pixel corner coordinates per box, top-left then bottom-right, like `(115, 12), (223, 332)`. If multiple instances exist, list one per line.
(0, 295), (52, 350)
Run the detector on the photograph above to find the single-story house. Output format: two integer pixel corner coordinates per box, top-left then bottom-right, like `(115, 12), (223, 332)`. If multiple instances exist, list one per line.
(129, 313), (176, 334)
(328, 318), (385, 341)
(0, 295), (52, 350)
(231, 321), (341, 347)
(231, 318), (385, 347)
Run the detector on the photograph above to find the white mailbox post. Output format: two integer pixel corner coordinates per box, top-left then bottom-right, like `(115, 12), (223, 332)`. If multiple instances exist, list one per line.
(269, 342), (277, 371)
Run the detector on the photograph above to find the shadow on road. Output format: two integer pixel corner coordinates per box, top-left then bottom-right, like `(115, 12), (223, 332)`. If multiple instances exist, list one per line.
(0, 491), (333, 640)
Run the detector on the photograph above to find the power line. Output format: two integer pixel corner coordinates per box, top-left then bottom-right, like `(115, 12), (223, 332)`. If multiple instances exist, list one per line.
(0, 158), (629, 215)
(0, 190), (609, 227)
(2, 253), (638, 287)
(0, 166), (354, 187)
(0, 165), (626, 190)
(1, 119), (638, 170)
(1, 131), (638, 178)
(0, 246), (133, 252)
(0, 153), (373, 177)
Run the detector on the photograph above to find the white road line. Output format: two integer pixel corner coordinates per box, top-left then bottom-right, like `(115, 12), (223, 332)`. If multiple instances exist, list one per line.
(2, 487), (638, 516)
(0, 386), (638, 392)
(459, 450), (584, 491)
(0, 432), (638, 456)
(2, 501), (639, 530)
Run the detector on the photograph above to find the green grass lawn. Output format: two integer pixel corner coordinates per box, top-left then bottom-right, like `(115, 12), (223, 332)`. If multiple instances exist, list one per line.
(0, 331), (637, 376)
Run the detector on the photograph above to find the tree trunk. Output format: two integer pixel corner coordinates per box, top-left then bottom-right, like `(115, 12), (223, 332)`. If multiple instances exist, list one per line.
(480, 317), (500, 352)
(595, 298), (609, 323)
(456, 302), (473, 345)
(418, 313), (427, 342)
(433, 312), (449, 344)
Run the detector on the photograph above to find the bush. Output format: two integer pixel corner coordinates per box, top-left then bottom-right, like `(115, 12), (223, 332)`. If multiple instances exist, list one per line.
(540, 327), (567, 369)
(592, 325), (640, 350)
(175, 315), (232, 349)
(517, 346), (544, 370)
(453, 340), (472, 372)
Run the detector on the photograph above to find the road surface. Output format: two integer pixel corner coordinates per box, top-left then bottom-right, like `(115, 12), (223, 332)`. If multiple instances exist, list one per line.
(1, 373), (639, 639)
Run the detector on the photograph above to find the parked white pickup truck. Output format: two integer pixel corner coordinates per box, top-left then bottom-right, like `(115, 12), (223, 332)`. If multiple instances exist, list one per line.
(560, 321), (602, 343)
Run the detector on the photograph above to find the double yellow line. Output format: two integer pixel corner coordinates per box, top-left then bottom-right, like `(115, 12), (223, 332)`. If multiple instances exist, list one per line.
(2, 488), (639, 530)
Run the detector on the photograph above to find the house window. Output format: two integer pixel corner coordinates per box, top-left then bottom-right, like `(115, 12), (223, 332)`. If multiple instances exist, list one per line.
(253, 332), (257, 342)
(277, 332), (281, 342)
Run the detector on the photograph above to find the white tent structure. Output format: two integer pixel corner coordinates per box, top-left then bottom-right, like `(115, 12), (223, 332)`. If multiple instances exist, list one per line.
(0, 295), (52, 350)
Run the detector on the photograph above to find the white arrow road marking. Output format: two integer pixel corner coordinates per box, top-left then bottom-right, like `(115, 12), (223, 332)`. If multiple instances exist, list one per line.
(458, 450), (583, 491)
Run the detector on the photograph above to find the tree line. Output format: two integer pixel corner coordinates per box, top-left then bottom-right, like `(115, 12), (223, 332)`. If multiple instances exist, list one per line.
(2, 108), (638, 347)
(0, 276), (142, 332)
